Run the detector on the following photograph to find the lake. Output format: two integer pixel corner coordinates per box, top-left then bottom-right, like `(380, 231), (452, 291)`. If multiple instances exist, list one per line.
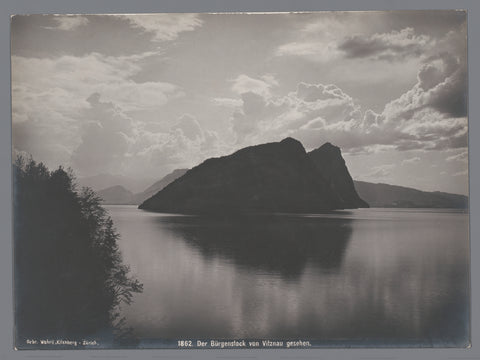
(105, 205), (470, 347)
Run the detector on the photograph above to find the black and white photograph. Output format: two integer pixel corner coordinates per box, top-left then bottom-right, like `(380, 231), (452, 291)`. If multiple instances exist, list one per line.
(11, 11), (469, 349)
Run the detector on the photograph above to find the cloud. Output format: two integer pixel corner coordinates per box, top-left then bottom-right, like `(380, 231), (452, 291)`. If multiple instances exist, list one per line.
(383, 52), (466, 119)
(361, 164), (396, 180)
(372, 51), (467, 152)
(275, 41), (340, 62)
(71, 102), (222, 177)
(338, 27), (433, 61)
(453, 170), (468, 177)
(212, 97), (243, 108)
(446, 151), (468, 163)
(134, 114), (221, 173)
(296, 82), (353, 102)
(401, 157), (421, 165)
(117, 14), (203, 42)
(11, 52), (182, 121)
(12, 52), (182, 113)
(226, 78), (363, 146)
(231, 74), (278, 98)
(12, 120), (73, 169)
(274, 14), (349, 62)
(11, 52), (184, 174)
(231, 92), (269, 141)
(171, 114), (204, 141)
(222, 59), (466, 154)
(45, 15), (89, 31)
(11, 49), (227, 178)
(71, 94), (133, 176)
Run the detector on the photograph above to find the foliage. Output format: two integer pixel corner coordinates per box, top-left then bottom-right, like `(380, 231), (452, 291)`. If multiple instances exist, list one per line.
(14, 156), (142, 343)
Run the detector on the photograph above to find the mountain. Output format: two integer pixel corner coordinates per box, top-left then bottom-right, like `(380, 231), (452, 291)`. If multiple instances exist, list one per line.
(132, 169), (188, 204)
(353, 181), (468, 209)
(97, 185), (134, 205)
(77, 173), (154, 193)
(139, 137), (367, 214)
(96, 169), (189, 205)
(308, 143), (369, 208)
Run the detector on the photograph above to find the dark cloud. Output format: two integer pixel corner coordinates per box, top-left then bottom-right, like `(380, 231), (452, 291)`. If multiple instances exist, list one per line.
(417, 63), (445, 91)
(403, 52), (466, 119)
(427, 67), (467, 118)
(338, 28), (430, 61)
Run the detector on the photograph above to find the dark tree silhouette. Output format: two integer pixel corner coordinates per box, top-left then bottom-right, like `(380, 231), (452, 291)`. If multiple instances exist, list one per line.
(13, 157), (142, 347)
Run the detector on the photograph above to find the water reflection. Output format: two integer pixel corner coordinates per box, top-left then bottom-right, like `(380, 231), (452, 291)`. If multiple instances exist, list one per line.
(109, 206), (469, 346)
(152, 215), (352, 279)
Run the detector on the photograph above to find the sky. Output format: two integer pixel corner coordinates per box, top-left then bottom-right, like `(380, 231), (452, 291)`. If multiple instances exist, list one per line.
(11, 11), (468, 194)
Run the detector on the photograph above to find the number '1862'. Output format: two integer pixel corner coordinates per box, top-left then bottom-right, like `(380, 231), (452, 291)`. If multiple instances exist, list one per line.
(177, 340), (193, 347)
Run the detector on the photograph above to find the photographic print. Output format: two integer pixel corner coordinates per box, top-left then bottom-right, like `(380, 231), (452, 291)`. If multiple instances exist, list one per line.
(11, 11), (469, 349)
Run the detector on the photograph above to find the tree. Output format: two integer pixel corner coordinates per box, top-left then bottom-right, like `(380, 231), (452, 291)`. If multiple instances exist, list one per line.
(14, 157), (142, 347)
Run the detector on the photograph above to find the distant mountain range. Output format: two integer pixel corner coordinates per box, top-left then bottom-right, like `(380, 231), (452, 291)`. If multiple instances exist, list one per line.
(136, 169), (189, 204)
(97, 185), (134, 205)
(139, 138), (367, 214)
(77, 173), (155, 194)
(353, 181), (468, 209)
(97, 169), (188, 205)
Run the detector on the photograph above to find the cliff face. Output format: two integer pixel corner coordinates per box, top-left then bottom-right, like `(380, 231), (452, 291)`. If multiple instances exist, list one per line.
(308, 143), (369, 208)
(139, 138), (367, 214)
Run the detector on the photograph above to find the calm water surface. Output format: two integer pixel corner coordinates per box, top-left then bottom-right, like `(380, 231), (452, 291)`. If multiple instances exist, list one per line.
(106, 206), (469, 347)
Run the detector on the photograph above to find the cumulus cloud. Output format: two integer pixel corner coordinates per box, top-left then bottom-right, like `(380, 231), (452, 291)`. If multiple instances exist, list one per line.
(227, 75), (285, 142)
(171, 114), (204, 141)
(221, 54), (466, 155)
(224, 77), (365, 146)
(71, 94), (133, 176)
(11, 51), (184, 174)
(338, 27), (433, 61)
(296, 82), (353, 103)
(134, 113), (221, 173)
(383, 52), (466, 119)
(11, 47), (226, 178)
(231, 74), (278, 99)
(231, 92), (264, 138)
(372, 51), (468, 152)
(117, 14), (203, 42)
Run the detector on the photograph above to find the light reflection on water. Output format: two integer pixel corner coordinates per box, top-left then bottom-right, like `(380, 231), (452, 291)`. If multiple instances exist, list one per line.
(106, 205), (469, 346)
